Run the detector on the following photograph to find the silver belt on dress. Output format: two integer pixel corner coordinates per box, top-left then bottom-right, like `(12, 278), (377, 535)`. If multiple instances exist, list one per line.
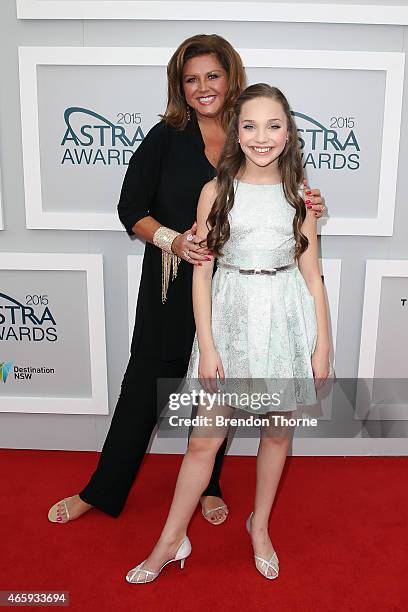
(216, 261), (297, 275)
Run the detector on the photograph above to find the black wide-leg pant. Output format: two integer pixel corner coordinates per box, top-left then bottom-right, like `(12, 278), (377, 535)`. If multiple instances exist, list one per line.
(79, 347), (226, 517)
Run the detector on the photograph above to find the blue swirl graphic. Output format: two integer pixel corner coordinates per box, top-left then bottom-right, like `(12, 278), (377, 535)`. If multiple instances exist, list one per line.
(0, 292), (41, 325)
(63, 107), (136, 147)
(292, 111), (342, 151)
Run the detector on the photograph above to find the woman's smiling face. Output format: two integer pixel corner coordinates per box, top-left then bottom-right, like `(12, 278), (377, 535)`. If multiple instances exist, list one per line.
(182, 53), (228, 121)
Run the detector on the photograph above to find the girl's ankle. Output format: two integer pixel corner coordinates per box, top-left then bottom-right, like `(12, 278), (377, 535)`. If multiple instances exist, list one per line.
(250, 518), (269, 533)
(160, 532), (186, 548)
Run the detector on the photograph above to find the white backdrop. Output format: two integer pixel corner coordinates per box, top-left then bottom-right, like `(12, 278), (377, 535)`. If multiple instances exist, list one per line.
(0, 0), (407, 454)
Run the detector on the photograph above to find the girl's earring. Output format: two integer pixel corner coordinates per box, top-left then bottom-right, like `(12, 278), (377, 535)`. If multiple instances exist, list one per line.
(237, 137), (240, 143)
(186, 106), (191, 121)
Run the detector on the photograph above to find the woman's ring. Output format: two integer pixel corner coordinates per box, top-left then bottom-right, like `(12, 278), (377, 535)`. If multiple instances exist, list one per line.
(186, 233), (194, 242)
(183, 249), (190, 258)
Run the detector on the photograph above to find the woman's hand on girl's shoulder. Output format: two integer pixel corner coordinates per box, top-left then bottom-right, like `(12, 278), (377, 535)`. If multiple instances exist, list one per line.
(198, 347), (225, 394)
(302, 178), (326, 219)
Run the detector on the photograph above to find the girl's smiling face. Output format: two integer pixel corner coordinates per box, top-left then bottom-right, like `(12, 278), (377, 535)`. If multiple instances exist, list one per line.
(182, 54), (228, 121)
(238, 97), (288, 168)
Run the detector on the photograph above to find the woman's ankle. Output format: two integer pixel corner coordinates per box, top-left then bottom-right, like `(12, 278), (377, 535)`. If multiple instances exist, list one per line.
(77, 494), (93, 508)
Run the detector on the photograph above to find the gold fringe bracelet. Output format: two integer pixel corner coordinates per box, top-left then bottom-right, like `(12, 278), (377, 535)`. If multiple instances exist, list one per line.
(152, 226), (181, 303)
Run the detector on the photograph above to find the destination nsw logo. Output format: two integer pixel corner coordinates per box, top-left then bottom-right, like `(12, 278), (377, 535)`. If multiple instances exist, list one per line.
(0, 293), (57, 342)
(1, 360), (55, 382)
(61, 107), (145, 166)
(293, 112), (360, 171)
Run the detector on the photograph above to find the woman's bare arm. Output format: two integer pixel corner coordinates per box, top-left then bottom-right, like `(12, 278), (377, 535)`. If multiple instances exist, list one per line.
(131, 216), (161, 243)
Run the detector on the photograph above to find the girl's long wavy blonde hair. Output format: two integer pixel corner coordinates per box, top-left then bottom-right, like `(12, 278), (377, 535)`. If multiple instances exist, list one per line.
(206, 83), (308, 260)
(161, 34), (246, 131)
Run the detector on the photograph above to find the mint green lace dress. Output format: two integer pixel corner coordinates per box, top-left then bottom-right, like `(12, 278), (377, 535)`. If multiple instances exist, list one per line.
(185, 180), (318, 414)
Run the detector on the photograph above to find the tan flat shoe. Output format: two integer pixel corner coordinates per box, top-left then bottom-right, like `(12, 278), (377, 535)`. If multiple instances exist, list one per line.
(201, 498), (229, 525)
(48, 495), (91, 524)
(48, 497), (72, 524)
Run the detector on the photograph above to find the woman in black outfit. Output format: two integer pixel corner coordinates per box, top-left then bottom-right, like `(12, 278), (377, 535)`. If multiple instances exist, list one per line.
(48, 34), (325, 525)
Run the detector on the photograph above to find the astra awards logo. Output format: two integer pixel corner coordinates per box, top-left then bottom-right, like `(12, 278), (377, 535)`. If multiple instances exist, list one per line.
(0, 292), (57, 342)
(0, 361), (12, 383)
(292, 111), (360, 171)
(61, 107), (145, 166)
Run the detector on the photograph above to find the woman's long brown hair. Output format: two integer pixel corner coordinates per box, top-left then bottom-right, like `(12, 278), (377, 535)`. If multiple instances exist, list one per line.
(206, 83), (308, 260)
(161, 34), (246, 131)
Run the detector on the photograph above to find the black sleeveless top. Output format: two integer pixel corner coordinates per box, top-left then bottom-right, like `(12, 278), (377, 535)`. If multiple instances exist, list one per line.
(118, 119), (216, 361)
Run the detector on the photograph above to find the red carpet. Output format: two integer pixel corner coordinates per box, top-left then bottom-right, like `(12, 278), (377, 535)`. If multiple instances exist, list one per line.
(0, 450), (407, 611)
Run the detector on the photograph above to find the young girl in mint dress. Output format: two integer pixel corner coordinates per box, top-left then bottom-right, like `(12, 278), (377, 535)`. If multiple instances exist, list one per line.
(126, 83), (331, 583)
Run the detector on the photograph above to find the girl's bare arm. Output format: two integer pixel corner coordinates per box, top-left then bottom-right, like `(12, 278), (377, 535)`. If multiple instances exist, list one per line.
(298, 209), (330, 357)
(191, 181), (217, 352)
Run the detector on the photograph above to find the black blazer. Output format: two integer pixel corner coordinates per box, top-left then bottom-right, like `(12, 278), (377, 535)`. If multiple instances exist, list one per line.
(118, 119), (216, 361)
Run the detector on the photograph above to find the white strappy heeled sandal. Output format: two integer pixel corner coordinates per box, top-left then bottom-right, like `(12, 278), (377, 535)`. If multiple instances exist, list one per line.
(246, 512), (279, 580)
(125, 537), (192, 584)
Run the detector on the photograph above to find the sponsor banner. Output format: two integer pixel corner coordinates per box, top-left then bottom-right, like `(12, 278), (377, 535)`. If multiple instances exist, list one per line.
(0, 253), (108, 414)
(247, 65), (378, 219)
(38, 65), (166, 218)
(19, 48), (404, 234)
